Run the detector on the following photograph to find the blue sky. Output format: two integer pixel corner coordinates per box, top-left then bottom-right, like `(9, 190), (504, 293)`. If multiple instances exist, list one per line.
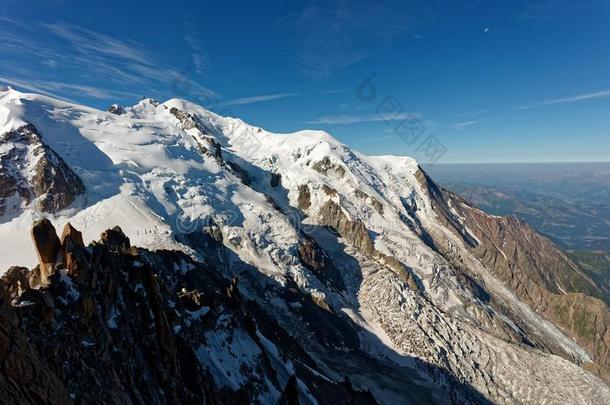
(1, 0), (609, 163)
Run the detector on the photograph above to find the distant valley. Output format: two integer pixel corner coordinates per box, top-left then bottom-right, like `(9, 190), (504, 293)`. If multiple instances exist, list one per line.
(425, 162), (610, 302)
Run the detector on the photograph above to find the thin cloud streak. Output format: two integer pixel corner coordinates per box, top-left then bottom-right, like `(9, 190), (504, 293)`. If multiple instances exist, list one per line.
(0, 19), (216, 103)
(0, 75), (136, 100)
(0, 76), (76, 102)
(218, 93), (299, 107)
(40, 22), (151, 64)
(543, 89), (610, 105)
(183, 20), (209, 75)
(451, 120), (481, 130)
(511, 87), (610, 111)
(308, 112), (421, 125)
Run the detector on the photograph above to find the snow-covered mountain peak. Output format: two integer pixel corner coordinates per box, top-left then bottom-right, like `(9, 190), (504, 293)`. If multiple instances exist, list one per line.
(1, 89), (609, 403)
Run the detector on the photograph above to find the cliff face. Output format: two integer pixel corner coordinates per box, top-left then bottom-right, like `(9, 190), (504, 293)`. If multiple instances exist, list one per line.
(0, 221), (397, 405)
(415, 167), (610, 378)
(0, 124), (84, 219)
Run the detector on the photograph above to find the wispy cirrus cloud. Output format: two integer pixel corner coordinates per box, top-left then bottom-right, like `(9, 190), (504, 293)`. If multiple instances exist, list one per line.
(451, 120), (481, 130)
(0, 18), (215, 103)
(0, 76), (76, 102)
(40, 22), (151, 64)
(0, 75), (141, 102)
(542, 89), (610, 105)
(218, 93), (299, 107)
(292, 1), (434, 78)
(307, 111), (421, 125)
(292, 1), (486, 78)
(511, 87), (610, 111)
(183, 20), (209, 75)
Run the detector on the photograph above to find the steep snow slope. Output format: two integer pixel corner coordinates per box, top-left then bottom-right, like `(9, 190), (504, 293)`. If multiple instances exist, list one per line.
(1, 87), (609, 403)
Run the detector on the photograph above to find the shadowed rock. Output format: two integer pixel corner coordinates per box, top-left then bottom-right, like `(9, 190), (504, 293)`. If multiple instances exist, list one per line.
(59, 223), (88, 282)
(107, 104), (126, 115)
(0, 124), (84, 217)
(100, 226), (130, 253)
(297, 184), (311, 210)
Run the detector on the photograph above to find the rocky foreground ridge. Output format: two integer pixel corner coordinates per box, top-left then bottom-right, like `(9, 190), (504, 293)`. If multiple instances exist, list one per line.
(1, 219), (386, 404)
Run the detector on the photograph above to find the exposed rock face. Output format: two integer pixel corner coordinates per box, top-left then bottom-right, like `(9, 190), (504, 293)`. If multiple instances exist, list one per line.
(319, 200), (375, 255)
(0, 223), (395, 404)
(169, 107), (223, 162)
(297, 184), (311, 210)
(415, 165), (610, 378)
(225, 160), (251, 185)
(31, 218), (60, 284)
(107, 104), (126, 115)
(318, 199), (419, 290)
(298, 234), (345, 291)
(0, 266), (30, 298)
(59, 223), (87, 281)
(0, 124), (84, 218)
(354, 189), (384, 215)
(0, 291), (72, 404)
(312, 156), (346, 178)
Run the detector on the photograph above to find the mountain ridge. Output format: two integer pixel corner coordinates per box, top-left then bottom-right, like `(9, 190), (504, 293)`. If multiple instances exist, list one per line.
(1, 86), (609, 403)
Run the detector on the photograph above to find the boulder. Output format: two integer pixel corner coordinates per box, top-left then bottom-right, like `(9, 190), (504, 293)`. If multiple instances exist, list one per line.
(31, 218), (60, 285)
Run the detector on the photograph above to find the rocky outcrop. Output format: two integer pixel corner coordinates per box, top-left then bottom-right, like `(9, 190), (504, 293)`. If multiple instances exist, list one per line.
(415, 165), (610, 377)
(1, 222), (411, 404)
(0, 124), (84, 218)
(31, 218), (60, 285)
(312, 156), (346, 178)
(297, 184), (311, 210)
(0, 290), (72, 404)
(169, 107), (222, 162)
(354, 189), (384, 215)
(318, 199), (419, 290)
(298, 234), (345, 291)
(270, 172), (282, 187)
(107, 104), (125, 115)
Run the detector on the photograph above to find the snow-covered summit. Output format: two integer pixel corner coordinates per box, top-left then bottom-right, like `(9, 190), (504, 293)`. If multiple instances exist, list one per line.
(1, 89), (609, 403)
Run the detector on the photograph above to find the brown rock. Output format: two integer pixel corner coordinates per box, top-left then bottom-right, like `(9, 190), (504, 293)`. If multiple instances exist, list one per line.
(31, 218), (60, 285)
(101, 226), (130, 253)
(297, 184), (311, 211)
(60, 222), (84, 249)
(0, 266), (30, 298)
(0, 287), (72, 404)
(59, 223), (89, 282)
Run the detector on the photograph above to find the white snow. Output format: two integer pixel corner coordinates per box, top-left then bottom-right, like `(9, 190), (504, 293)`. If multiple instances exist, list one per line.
(1, 88), (608, 404)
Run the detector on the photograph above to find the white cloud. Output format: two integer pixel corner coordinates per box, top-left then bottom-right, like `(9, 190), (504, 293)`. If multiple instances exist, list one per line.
(543, 89), (610, 105)
(0, 75), (134, 100)
(511, 87), (610, 111)
(218, 93), (299, 107)
(451, 120), (481, 130)
(0, 20), (216, 102)
(183, 20), (209, 75)
(0, 76), (75, 101)
(40, 22), (151, 64)
(307, 111), (421, 125)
